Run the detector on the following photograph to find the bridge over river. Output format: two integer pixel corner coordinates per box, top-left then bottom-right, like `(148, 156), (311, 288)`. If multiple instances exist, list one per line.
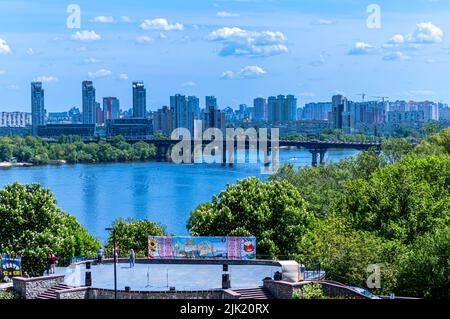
(124, 139), (382, 167)
(43, 137), (381, 167)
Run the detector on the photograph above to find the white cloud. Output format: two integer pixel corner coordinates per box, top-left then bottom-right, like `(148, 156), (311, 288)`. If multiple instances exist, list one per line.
(140, 18), (184, 31)
(0, 38), (12, 54)
(209, 27), (288, 57)
(311, 19), (336, 26)
(72, 30), (101, 41)
(348, 41), (377, 55)
(217, 11), (240, 17)
(118, 73), (129, 80)
(426, 58), (436, 64)
(33, 76), (59, 83)
(383, 51), (410, 61)
(406, 22), (444, 43)
(182, 81), (197, 87)
(88, 69), (112, 78)
(388, 34), (405, 44)
(83, 58), (101, 64)
(76, 46), (87, 52)
(93, 16), (114, 23)
(26, 48), (35, 56)
(121, 16), (131, 23)
(159, 33), (168, 39)
(221, 65), (267, 79)
(135, 36), (154, 45)
(0, 70), (6, 75)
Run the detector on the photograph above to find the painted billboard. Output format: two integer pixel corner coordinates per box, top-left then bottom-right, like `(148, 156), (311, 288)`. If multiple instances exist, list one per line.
(1, 255), (22, 281)
(148, 236), (256, 260)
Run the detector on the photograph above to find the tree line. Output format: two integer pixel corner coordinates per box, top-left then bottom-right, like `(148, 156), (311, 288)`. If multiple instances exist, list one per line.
(0, 135), (157, 165)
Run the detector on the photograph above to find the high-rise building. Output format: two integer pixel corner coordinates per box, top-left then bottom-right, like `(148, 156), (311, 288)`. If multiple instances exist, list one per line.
(82, 81), (96, 124)
(171, 94), (195, 134)
(205, 96), (217, 110)
(253, 97), (268, 122)
(329, 94), (348, 130)
(0, 112), (32, 127)
(203, 106), (225, 132)
(438, 103), (450, 121)
(301, 102), (332, 121)
(132, 81), (147, 118)
(268, 95), (297, 124)
(286, 95), (297, 122)
(31, 82), (45, 136)
(153, 106), (174, 136)
(95, 102), (104, 126)
(188, 96), (201, 120)
(103, 97), (120, 122)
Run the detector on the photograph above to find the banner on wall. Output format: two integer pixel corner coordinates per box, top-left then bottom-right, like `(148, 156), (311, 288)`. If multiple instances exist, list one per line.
(148, 236), (256, 260)
(1, 255), (22, 281)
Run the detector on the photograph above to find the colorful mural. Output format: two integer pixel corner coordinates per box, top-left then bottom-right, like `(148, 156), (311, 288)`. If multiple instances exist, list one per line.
(148, 236), (256, 260)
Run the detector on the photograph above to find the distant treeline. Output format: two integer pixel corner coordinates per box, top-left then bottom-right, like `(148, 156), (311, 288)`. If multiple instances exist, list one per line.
(0, 135), (157, 165)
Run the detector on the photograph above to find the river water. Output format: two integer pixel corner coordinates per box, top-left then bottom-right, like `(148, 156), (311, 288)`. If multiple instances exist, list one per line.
(0, 148), (358, 242)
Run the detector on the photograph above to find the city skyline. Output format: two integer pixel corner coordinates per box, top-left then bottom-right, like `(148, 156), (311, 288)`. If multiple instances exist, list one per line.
(0, 0), (449, 112)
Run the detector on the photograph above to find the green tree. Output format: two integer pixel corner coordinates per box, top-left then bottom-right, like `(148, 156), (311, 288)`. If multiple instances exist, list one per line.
(337, 154), (450, 244)
(0, 142), (13, 162)
(0, 183), (99, 276)
(105, 218), (166, 258)
(381, 138), (413, 164)
(431, 127), (450, 154)
(396, 225), (450, 299)
(292, 283), (325, 299)
(187, 177), (316, 259)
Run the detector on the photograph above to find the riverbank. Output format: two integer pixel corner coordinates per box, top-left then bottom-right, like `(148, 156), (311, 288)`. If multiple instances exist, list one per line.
(0, 160), (69, 168)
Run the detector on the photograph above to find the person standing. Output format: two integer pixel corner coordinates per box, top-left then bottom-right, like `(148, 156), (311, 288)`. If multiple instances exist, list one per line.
(129, 249), (136, 268)
(49, 254), (57, 274)
(97, 247), (104, 264)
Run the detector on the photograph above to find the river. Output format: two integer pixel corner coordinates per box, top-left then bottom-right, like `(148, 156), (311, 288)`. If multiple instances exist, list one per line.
(0, 148), (358, 242)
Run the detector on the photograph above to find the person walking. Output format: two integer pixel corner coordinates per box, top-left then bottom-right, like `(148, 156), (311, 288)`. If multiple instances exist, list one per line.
(97, 247), (104, 264)
(129, 249), (136, 268)
(49, 254), (57, 274)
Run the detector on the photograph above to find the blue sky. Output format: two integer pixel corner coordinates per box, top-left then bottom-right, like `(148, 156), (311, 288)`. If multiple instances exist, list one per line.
(0, 0), (449, 112)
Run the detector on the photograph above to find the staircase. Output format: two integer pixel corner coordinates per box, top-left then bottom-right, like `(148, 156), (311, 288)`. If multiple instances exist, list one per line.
(232, 287), (275, 299)
(36, 283), (74, 299)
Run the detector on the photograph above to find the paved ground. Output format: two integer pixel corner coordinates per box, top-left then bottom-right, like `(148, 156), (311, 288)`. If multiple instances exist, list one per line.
(55, 263), (280, 291)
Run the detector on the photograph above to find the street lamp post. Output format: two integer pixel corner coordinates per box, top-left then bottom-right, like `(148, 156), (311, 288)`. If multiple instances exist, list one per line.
(105, 227), (117, 299)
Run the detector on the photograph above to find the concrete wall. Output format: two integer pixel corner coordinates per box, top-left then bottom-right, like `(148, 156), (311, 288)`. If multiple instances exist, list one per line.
(12, 275), (64, 299)
(263, 279), (371, 299)
(263, 279), (295, 299)
(56, 287), (89, 299)
(87, 288), (224, 299)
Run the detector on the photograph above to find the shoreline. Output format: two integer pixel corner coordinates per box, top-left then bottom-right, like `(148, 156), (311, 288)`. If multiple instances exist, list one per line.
(0, 160), (67, 168)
